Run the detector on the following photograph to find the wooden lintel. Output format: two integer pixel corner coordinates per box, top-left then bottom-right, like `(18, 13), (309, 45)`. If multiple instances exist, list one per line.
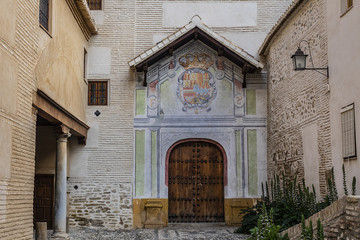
(33, 90), (89, 138)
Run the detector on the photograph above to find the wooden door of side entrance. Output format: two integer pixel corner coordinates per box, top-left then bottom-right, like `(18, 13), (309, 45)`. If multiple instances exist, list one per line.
(34, 174), (54, 229)
(168, 141), (224, 223)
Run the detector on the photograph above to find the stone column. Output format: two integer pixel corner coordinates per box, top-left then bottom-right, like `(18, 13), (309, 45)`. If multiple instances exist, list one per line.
(51, 125), (71, 240)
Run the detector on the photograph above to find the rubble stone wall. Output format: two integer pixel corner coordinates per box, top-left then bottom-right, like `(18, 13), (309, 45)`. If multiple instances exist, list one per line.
(283, 196), (360, 239)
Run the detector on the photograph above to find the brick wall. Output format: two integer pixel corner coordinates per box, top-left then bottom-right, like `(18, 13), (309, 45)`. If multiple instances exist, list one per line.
(283, 196), (360, 239)
(0, 0), (38, 239)
(264, 0), (331, 196)
(68, 0), (136, 229)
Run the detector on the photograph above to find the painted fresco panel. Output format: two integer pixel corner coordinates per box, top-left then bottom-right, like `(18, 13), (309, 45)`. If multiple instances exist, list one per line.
(136, 89), (146, 116)
(246, 89), (256, 115)
(151, 131), (157, 197)
(247, 130), (258, 196)
(236, 130), (242, 197)
(135, 130), (145, 196)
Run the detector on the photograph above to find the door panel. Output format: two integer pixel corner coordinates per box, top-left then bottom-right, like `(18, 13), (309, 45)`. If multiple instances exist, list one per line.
(168, 141), (224, 222)
(34, 174), (54, 229)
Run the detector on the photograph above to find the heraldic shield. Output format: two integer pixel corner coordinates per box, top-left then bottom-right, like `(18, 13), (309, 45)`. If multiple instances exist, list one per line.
(176, 53), (217, 112)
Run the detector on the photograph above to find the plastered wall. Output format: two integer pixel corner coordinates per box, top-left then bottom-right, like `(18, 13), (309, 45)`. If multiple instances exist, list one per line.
(0, 0), (38, 239)
(327, 1), (360, 196)
(36, 0), (89, 122)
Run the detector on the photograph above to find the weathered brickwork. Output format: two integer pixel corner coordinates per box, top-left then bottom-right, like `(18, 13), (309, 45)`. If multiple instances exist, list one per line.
(265, 0), (331, 196)
(68, 182), (132, 229)
(283, 196), (360, 239)
(0, 0), (38, 239)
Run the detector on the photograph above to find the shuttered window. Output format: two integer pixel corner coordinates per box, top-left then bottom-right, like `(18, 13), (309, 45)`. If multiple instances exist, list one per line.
(87, 0), (102, 10)
(341, 104), (356, 159)
(39, 0), (49, 31)
(88, 81), (108, 105)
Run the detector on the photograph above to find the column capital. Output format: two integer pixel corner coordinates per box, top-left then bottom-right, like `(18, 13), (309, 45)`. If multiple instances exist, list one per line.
(54, 124), (71, 141)
(54, 124), (70, 134)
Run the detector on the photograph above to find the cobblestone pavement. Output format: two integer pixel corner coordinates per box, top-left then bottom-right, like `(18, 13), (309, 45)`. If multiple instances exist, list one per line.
(68, 224), (250, 240)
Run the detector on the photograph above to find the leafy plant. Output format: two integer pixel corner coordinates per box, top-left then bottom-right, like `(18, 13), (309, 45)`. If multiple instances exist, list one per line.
(236, 170), (339, 235)
(316, 218), (324, 240)
(326, 167), (338, 204)
(352, 176), (357, 195)
(342, 164), (348, 196)
(300, 215), (313, 240)
(236, 175), (325, 234)
(249, 203), (289, 240)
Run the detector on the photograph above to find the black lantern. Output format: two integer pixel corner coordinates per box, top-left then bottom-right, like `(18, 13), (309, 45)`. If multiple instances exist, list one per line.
(291, 47), (308, 70)
(290, 40), (329, 78)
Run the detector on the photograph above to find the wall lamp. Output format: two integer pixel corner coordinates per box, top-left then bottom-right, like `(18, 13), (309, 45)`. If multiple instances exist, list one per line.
(291, 40), (329, 78)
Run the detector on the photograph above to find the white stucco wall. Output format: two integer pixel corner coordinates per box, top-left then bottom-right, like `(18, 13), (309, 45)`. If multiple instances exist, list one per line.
(327, 1), (360, 196)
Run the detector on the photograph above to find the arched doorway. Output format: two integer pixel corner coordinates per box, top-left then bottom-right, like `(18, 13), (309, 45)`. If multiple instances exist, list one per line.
(168, 139), (225, 223)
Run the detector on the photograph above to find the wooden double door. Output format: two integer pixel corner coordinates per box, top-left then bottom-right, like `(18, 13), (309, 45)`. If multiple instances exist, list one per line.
(168, 141), (224, 223)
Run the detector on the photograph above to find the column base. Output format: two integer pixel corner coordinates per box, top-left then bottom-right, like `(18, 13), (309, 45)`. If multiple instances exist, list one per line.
(50, 231), (70, 240)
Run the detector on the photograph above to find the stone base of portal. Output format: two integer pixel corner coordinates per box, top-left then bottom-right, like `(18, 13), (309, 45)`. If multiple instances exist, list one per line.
(132, 198), (260, 228)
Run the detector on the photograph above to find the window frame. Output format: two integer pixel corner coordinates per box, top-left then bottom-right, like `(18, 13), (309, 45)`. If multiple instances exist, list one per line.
(341, 103), (357, 160)
(88, 81), (109, 106)
(341, 0), (353, 17)
(39, 0), (52, 35)
(84, 48), (88, 82)
(87, 0), (103, 10)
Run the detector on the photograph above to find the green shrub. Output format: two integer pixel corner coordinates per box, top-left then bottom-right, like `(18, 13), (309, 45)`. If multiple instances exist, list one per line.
(316, 218), (324, 240)
(352, 176), (357, 195)
(343, 164), (348, 196)
(235, 171), (337, 235)
(248, 203), (289, 240)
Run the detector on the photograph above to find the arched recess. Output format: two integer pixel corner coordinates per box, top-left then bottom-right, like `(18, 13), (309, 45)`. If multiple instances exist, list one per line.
(166, 138), (226, 223)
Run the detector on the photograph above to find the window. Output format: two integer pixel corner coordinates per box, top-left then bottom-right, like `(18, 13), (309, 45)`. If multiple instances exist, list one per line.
(84, 49), (88, 80)
(341, 0), (353, 16)
(87, 0), (102, 10)
(39, 0), (50, 31)
(341, 104), (356, 159)
(88, 81), (108, 105)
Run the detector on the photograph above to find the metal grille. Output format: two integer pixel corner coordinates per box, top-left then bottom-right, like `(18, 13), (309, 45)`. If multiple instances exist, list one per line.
(87, 0), (102, 10)
(341, 104), (356, 159)
(88, 81), (108, 105)
(39, 0), (49, 30)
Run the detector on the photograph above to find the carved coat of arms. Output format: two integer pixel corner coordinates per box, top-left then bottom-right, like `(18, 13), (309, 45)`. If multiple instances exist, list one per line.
(176, 53), (217, 112)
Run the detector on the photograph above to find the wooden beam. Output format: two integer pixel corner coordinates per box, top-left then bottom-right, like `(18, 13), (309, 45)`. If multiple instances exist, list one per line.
(33, 90), (89, 138)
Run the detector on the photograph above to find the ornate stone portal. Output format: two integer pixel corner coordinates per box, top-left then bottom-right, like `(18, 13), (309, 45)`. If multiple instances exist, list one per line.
(133, 40), (267, 227)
